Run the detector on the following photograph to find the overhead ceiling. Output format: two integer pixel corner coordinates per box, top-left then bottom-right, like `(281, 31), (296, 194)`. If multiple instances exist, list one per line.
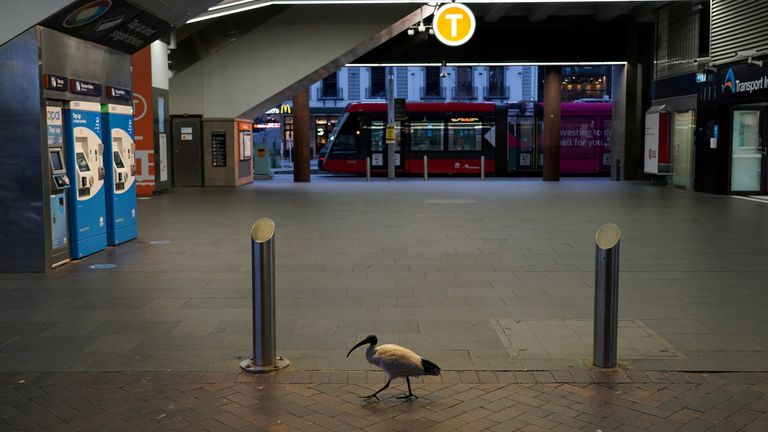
(131, 0), (221, 27)
(191, 0), (689, 24)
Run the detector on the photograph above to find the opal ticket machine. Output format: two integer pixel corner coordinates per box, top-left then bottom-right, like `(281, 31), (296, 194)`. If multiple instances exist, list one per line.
(64, 101), (107, 258)
(102, 104), (138, 245)
(46, 104), (71, 267)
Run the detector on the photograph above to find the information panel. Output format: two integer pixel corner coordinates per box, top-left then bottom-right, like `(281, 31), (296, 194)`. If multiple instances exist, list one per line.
(211, 132), (227, 167)
(42, 0), (171, 54)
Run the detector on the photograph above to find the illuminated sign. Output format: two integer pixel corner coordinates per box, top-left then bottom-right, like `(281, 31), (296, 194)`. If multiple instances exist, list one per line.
(450, 117), (480, 122)
(254, 122), (281, 129)
(432, 3), (476, 47)
(280, 104), (292, 114)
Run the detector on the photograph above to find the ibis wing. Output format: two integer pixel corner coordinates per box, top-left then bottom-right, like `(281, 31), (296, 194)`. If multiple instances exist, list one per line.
(374, 344), (424, 378)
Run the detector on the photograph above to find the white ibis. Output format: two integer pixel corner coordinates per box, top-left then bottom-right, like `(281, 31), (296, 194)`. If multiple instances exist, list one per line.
(346, 335), (441, 400)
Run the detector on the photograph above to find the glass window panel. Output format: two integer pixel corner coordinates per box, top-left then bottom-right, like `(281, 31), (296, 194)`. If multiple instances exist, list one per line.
(425, 67), (442, 97)
(731, 110), (762, 191)
(488, 66), (505, 95)
(672, 111), (694, 188)
(447, 120), (483, 151)
(370, 67), (386, 98)
(322, 72), (338, 98)
(410, 120), (444, 151)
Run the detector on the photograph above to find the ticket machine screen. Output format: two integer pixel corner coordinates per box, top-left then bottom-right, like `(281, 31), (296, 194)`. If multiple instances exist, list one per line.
(113, 151), (125, 169)
(49, 148), (70, 190)
(50, 151), (64, 171)
(76, 152), (91, 172)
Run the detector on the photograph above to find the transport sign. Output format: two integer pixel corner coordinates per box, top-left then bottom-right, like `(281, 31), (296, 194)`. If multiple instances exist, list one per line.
(432, 3), (476, 47)
(386, 124), (396, 144)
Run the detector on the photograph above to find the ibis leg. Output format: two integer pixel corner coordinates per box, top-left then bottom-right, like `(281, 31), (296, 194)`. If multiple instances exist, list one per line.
(396, 377), (417, 400)
(361, 379), (390, 400)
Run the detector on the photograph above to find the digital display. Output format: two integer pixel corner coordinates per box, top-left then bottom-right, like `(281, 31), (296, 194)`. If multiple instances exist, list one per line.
(76, 152), (91, 172)
(50, 151), (64, 172)
(113, 151), (125, 169)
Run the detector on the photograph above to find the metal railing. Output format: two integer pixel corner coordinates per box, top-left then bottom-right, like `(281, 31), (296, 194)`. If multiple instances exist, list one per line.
(316, 86), (344, 100)
(452, 85), (478, 100)
(420, 86), (446, 100)
(483, 85), (510, 100)
(364, 87), (387, 99)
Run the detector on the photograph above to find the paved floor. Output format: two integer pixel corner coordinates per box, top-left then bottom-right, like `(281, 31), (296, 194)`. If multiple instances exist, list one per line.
(2, 370), (768, 431)
(2, 177), (768, 373)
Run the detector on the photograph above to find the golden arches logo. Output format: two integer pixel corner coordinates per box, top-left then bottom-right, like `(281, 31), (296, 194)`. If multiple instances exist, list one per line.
(432, 3), (476, 47)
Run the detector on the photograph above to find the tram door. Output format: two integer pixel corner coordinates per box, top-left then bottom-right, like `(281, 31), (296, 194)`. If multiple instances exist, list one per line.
(368, 119), (402, 171)
(509, 116), (541, 172)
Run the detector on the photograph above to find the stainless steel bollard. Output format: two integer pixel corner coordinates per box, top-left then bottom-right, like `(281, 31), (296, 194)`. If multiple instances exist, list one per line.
(424, 155), (428, 181)
(593, 223), (621, 368)
(240, 218), (289, 373)
(366, 157), (371, 181)
(481, 156), (485, 181)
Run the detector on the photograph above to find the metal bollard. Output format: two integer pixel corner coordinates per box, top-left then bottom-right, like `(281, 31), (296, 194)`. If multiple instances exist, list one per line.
(366, 157), (371, 182)
(593, 223), (621, 369)
(481, 156), (485, 181)
(240, 218), (289, 373)
(424, 155), (428, 181)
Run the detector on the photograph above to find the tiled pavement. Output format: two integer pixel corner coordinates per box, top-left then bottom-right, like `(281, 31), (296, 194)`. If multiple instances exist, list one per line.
(4, 178), (768, 429)
(2, 370), (768, 431)
(3, 178), (768, 373)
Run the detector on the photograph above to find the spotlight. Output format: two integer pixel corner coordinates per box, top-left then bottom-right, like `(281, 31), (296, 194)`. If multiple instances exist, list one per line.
(407, 27), (415, 36)
(418, 20), (426, 32)
(428, 28), (434, 35)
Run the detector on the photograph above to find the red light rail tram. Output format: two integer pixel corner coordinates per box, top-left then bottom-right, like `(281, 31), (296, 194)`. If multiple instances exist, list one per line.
(319, 101), (612, 176)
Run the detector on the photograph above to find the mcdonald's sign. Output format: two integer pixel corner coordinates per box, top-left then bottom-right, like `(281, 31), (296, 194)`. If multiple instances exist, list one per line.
(280, 104), (292, 114)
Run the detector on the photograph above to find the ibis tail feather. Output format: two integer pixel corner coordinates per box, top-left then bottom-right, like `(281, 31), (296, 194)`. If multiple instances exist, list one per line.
(421, 358), (441, 376)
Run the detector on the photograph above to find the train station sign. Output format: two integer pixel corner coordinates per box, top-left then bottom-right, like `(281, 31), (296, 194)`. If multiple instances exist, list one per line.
(432, 3), (476, 47)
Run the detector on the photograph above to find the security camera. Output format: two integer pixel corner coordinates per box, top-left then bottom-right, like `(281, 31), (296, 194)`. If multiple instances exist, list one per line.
(748, 57), (764, 67)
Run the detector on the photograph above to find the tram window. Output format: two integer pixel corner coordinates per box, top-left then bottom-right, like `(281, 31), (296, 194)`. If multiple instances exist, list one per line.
(447, 122), (482, 151)
(332, 133), (358, 154)
(411, 120), (444, 151)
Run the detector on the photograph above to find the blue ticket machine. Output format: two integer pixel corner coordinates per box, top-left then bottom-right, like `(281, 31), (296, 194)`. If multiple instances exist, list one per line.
(102, 104), (138, 245)
(64, 101), (107, 258)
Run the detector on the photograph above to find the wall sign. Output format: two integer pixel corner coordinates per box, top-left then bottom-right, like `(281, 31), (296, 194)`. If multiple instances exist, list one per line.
(718, 63), (768, 100)
(44, 74), (68, 91)
(211, 132), (227, 167)
(70, 78), (103, 97)
(107, 85), (132, 101)
(644, 107), (671, 175)
(42, 0), (172, 54)
(432, 3), (476, 47)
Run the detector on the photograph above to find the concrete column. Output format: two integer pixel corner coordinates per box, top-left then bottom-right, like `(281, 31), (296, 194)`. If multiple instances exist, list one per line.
(293, 88), (311, 182)
(542, 66), (561, 182)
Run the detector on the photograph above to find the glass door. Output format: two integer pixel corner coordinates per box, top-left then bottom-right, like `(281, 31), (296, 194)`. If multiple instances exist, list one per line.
(509, 117), (538, 171)
(730, 108), (765, 193)
(672, 111), (695, 189)
(368, 119), (401, 170)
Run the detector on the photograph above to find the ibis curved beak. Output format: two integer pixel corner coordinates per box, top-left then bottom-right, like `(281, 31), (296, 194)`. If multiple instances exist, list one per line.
(346, 335), (376, 358)
(346, 339), (369, 358)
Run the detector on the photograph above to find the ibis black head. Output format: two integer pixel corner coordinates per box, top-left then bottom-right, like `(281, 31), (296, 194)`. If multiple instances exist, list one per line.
(346, 335), (378, 358)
